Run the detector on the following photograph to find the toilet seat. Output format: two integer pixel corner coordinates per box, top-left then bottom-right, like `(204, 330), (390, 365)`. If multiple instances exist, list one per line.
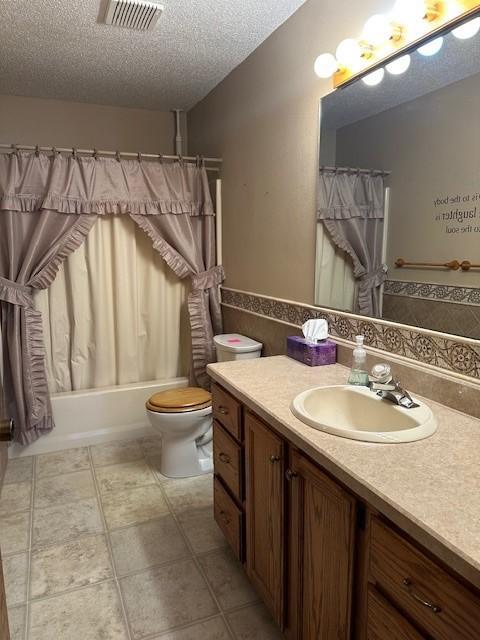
(146, 387), (212, 414)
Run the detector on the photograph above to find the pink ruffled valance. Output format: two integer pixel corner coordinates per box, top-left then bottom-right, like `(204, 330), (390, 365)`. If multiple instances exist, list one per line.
(0, 152), (214, 216)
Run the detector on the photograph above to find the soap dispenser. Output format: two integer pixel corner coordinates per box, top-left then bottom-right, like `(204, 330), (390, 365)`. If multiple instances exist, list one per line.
(348, 335), (369, 386)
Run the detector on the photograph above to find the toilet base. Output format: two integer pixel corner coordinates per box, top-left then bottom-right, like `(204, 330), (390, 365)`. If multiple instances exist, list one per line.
(159, 436), (213, 478)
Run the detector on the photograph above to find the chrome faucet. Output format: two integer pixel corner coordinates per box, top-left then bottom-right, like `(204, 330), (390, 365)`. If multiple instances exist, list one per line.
(368, 364), (419, 409)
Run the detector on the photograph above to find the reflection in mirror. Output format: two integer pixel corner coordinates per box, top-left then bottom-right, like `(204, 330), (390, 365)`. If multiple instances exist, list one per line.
(315, 27), (480, 339)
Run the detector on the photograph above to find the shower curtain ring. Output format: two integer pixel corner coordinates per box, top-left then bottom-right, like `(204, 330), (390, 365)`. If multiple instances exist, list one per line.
(11, 144), (19, 157)
(93, 149), (98, 160)
(72, 148), (78, 160)
(158, 154), (163, 164)
(137, 152), (142, 163)
(200, 155), (205, 168)
(35, 145), (40, 157)
(116, 150), (121, 162)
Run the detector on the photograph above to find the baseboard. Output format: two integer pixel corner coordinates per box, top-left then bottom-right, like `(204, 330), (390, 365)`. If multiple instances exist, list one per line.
(8, 422), (157, 458)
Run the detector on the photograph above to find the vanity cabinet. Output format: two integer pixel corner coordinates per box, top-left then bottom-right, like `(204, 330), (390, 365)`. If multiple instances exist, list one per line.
(368, 516), (480, 640)
(211, 382), (480, 640)
(244, 411), (285, 627)
(286, 449), (356, 639)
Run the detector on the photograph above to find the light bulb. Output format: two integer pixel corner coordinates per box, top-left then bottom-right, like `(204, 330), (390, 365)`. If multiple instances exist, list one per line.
(335, 39), (362, 68)
(386, 54), (411, 74)
(314, 53), (339, 78)
(392, 0), (427, 24)
(452, 17), (480, 40)
(417, 36), (443, 55)
(362, 68), (385, 86)
(363, 14), (393, 46)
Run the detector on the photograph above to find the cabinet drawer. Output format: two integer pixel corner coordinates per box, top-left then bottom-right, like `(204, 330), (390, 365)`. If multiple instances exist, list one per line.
(370, 517), (480, 640)
(367, 586), (425, 640)
(214, 476), (244, 561)
(212, 383), (242, 442)
(213, 421), (243, 502)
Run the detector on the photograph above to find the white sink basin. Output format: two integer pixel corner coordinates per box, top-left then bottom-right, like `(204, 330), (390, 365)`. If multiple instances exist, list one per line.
(291, 385), (437, 443)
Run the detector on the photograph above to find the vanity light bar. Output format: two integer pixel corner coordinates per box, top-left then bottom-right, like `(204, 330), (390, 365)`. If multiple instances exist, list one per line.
(315, 0), (480, 88)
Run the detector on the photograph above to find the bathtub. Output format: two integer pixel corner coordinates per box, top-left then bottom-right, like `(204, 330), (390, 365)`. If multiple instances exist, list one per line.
(9, 377), (188, 458)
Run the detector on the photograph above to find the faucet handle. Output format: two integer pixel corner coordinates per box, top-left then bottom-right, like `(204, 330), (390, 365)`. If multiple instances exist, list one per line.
(370, 363), (392, 384)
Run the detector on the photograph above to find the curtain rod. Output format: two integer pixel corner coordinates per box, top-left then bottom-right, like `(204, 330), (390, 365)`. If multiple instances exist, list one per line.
(0, 143), (223, 172)
(320, 165), (391, 177)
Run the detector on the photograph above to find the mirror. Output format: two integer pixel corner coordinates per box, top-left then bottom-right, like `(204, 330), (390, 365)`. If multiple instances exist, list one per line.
(315, 27), (480, 340)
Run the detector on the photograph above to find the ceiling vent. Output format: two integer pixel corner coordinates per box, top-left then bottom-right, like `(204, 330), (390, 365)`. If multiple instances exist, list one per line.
(104, 0), (164, 31)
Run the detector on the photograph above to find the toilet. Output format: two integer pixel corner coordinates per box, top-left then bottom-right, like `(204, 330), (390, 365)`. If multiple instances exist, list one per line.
(146, 387), (214, 478)
(146, 334), (263, 478)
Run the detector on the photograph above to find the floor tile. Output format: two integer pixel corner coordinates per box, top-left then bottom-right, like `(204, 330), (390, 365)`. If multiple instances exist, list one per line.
(199, 547), (258, 611)
(30, 534), (113, 599)
(29, 581), (129, 640)
(7, 604), (26, 640)
(34, 470), (96, 509)
(145, 456), (170, 482)
(227, 603), (283, 640)
(120, 558), (218, 639)
(95, 460), (156, 494)
(3, 552), (28, 607)
(36, 447), (90, 479)
(109, 515), (189, 576)
(154, 617), (231, 639)
(101, 484), (169, 529)
(32, 497), (103, 548)
(4, 457), (33, 485)
(138, 435), (163, 457)
(90, 440), (143, 467)
(0, 510), (31, 555)
(0, 481), (31, 515)
(177, 506), (226, 554)
(163, 475), (213, 513)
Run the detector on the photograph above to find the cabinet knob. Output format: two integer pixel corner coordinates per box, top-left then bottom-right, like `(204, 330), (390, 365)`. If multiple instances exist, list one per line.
(270, 455), (281, 463)
(285, 469), (298, 481)
(217, 406), (229, 415)
(218, 509), (231, 525)
(219, 452), (231, 464)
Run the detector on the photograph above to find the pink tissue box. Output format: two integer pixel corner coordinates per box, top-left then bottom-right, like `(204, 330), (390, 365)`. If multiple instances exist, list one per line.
(287, 336), (337, 367)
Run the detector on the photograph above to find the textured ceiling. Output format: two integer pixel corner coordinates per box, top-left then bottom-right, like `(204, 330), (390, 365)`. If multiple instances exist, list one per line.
(0, 0), (307, 110)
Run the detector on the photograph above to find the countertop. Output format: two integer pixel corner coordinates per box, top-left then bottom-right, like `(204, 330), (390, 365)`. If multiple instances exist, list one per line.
(207, 356), (480, 590)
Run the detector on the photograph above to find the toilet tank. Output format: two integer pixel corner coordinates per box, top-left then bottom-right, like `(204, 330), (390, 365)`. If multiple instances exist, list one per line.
(214, 334), (263, 362)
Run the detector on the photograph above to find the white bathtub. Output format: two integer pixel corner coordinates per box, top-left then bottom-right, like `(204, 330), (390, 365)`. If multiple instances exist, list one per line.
(9, 377), (188, 458)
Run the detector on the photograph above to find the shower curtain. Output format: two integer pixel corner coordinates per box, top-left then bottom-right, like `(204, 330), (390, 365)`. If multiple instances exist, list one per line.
(0, 151), (223, 444)
(317, 170), (386, 317)
(35, 216), (190, 392)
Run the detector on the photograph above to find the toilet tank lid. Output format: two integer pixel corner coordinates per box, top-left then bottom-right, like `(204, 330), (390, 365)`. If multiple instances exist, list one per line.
(213, 333), (263, 353)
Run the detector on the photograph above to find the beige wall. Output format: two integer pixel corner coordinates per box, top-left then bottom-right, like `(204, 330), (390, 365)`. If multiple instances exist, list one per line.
(0, 94), (184, 154)
(188, 0), (387, 303)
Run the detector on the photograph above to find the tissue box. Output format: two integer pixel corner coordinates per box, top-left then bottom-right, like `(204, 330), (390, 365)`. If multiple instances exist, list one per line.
(287, 336), (337, 367)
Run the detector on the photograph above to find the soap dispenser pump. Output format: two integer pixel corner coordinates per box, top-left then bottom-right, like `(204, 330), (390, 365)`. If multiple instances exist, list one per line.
(348, 335), (369, 386)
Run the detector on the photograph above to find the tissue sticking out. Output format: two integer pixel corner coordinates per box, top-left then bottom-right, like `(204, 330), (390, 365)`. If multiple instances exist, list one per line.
(287, 319), (337, 367)
(302, 319), (328, 344)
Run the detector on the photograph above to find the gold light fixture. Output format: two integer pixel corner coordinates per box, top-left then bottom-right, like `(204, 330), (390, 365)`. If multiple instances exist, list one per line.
(314, 0), (480, 88)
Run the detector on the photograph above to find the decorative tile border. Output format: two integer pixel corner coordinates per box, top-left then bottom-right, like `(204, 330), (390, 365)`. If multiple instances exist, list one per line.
(385, 280), (480, 306)
(221, 287), (480, 380)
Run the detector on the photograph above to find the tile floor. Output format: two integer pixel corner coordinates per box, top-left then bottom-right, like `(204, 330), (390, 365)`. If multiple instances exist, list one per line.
(0, 437), (282, 640)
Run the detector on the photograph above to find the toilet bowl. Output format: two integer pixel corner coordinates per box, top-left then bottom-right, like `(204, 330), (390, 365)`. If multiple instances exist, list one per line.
(146, 387), (213, 478)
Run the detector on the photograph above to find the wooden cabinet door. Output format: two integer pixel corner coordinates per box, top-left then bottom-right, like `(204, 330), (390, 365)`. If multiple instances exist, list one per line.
(287, 449), (356, 640)
(245, 411), (285, 628)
